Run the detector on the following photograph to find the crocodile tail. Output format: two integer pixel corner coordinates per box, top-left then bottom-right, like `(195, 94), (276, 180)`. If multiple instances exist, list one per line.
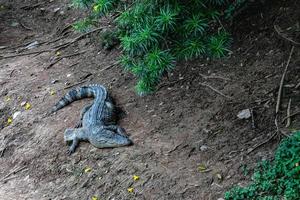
(51, 86), (94, 113)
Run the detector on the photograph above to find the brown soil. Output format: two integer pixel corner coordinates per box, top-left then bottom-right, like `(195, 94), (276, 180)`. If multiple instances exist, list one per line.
(0, 0), (299, 199)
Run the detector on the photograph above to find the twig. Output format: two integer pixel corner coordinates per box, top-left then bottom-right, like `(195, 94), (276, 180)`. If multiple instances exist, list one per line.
(250, 108), (256, 129)
(98, 62), (118, 73)
(246, 132), (278, 154)
(45, 58), (62, 69)
(45, 51), (86, 69)
(9, 69), (16, 77)
(46, 35), (68, 45)
(199, 73), (231, 81)
(63, 80), (88, 90)
(0, 49), (52, 59)
(59, 51), (87, 59)
(56, 24), (73, 35)
(285, 98), (292, 127)
(0, 146), (6, 157)
(199, 82), (232, 99)
(68, 62), (79, 68)
(0, 166), (27, 182)
(54, 27), (102, 51)
(281, 110), (300, 123)
(19, 21), (33, 31)
(274, 25), (300, 46)
(20, 2), (44, 10)
(157, 79), (182, 90)
(168, 142), (184, 154)
(276, 46), (294, 114)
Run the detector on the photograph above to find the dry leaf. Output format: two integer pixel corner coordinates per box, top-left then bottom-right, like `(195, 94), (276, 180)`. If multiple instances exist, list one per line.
(133, 175), (140, 181)
(25, 102), (31, 110)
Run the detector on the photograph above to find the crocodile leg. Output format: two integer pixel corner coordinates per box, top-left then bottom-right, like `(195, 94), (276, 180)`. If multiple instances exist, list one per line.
(75, 104), (92, 128)
(64, 128), (87, 155)
(104, 125), (128, 137)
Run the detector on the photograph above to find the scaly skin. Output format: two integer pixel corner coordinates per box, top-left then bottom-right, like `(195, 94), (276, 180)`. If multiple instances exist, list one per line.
(51, 84), (132, 154)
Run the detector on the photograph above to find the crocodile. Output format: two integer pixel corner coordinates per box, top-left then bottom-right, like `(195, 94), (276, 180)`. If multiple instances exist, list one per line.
(51, 84), (132, 154)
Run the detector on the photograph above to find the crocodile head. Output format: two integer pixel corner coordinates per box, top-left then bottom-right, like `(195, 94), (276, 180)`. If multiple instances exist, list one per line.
(90, 128), (133, 148)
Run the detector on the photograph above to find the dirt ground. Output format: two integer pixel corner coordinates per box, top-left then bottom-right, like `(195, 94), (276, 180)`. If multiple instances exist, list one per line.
(0, 0), (299, 199)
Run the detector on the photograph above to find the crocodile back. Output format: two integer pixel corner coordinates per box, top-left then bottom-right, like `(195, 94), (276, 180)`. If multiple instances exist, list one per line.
(87, 84), (107, 126)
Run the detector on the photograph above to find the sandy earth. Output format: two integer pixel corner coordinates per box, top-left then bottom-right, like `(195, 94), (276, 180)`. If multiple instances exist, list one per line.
(0, 0), (299, 199)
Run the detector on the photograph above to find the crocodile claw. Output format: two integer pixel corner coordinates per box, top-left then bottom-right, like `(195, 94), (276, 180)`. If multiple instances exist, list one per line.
(66, 147), (76, 155)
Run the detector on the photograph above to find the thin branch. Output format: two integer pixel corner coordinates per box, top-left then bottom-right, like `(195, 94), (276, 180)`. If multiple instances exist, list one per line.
(199, 73), (231, 81)
(199, 82), (232, 99)
(247, 132), (277, 154)
(250, 108), (256, 129)
(0, 166), (27, 182)
(45, 58), (62, 69)
(276, 46), (294, 114)
(45, 51), (87, 69)
(0, 49), (52, 59)
(281, 110), (300, 123)
(19, 21), (33, 31)
(54, 27), (102, 51)
(58, 51), (87, 59)
(274, 25), (300, 46)
(285, 98), (292, 127)
(98, 62), (118, 73)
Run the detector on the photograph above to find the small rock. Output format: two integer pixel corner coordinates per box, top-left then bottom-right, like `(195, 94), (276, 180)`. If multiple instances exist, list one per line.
(21, 101), (27, 106)
(66, 74), (72, 77)
(53, 7), (60, 13)
(51, 80), (58, 84)
(13, 111), (21, 119)
(200, 145), (208, 151)
(0, 102), (5, 110)
(217, 198), (225, 200)
(11, 22), (19, 27)
(237, 109), (251, 119)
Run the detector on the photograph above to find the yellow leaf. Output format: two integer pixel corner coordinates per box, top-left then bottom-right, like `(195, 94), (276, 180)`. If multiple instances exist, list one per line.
(24, 102), (31, 110)
(91, 196), (99, 200)
(7, 117), (13, 125)
(133, 175), (140, 181)
(50, 90), (56, 96)
(84, 167), (92, 173)
(127, 187), (134, 193)
(198, 164), (207, 172)
(56, 51), (61, 56)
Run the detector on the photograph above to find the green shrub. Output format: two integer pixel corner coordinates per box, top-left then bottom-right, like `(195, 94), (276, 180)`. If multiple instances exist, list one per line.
(225, 131), (300, 200)
(71, 0), (245, 95)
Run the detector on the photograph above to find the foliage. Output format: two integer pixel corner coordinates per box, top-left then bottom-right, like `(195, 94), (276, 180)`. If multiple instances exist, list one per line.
(225, 130), (300, 200)
(71, 0), (243, 95)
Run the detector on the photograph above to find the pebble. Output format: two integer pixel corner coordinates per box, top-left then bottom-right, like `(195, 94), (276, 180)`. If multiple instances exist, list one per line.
(51, 80), (58, 84)
(237, 109), (251, 119)
(13, 111), (21, 119)
(200, 145), (208, 151)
